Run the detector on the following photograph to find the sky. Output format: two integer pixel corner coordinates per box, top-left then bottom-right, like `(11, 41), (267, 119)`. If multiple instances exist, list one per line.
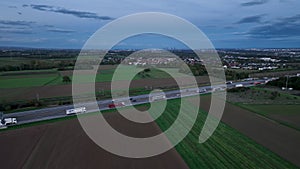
(0, 0), (300, 49)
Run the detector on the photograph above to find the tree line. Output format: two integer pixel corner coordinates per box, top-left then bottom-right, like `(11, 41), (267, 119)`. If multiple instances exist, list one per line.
(267, 77), (300, 90)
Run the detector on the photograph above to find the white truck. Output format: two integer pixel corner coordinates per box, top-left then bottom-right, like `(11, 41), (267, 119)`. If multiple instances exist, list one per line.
(150, 95), (166, 102)
(66, 107), (86, 115)
(235, 84), (244, 88)
(1, 117), (17, 126)
(198, 88), (207, 93)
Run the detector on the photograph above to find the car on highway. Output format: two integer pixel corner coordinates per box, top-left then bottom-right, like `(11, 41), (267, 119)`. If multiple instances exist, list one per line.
(235, 84), (244, 88)
(149, 95), (166, 102)
(129, 97), (137, 102)
(198, 88), (207, 93)
(253, 81), (262, 85)
(66, 107), (86, 115)
(108, 102), (125, 108)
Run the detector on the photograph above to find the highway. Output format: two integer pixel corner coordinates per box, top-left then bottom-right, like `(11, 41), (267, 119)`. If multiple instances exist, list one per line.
(2, 78), (270, 126)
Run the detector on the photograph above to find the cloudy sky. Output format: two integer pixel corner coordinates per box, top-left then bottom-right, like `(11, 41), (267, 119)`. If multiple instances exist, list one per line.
(1, 0), (300, 49)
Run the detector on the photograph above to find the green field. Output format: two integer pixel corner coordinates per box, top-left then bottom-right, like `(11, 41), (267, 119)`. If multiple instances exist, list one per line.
(240, 104), (300, 115)
(0, 57), (32, 67)
(72, 65), (186, 83)
(152, 98), (297, 169)
(0, 66), (186, 88)
(239, 104), (300, 130)
(227, 87), (300, 105)
(227, 87), (300, 130)
(0, 70), (61, 88)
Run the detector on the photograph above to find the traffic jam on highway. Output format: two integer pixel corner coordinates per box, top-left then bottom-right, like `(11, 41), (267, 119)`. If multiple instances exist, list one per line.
(0, 78), (274, 128)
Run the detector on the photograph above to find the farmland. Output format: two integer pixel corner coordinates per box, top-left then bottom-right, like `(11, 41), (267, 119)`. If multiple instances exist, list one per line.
(0, 64), (210, 113)
(0, 70), (61, 88)
(0, 110), (189, 169)
(226, 86), (300, 131)
(240, 104), (300, 130)
(0, 65), (187, 88)
(187, 95), (300, 167)
(1, 97), (298, 168)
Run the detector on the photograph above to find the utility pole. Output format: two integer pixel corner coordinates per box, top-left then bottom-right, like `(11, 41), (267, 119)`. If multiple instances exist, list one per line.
(285, 75), (289, 90)
(36, 93), (40, 102)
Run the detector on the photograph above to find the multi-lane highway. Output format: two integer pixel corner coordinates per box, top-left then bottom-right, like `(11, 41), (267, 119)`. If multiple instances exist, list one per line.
(2, 78), (270, 126)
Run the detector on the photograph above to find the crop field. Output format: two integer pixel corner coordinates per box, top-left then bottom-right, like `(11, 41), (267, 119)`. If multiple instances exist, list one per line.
(0, 107), (189, 169)
(0, 65), (187, 88)
(0, 76), (209, 105)
(191, 95), (300, 167)
(226, 87), (300, 130)
(0, 76), (61, 88)
(0, 64), (209, 104)
(0, 70), (61, 88)
(0, 97), (299, 168)
(154, 98), (298, 169)
(65, 65), (188, 83)
(0, 57), (32, 66)
(240, 104), (300, 130)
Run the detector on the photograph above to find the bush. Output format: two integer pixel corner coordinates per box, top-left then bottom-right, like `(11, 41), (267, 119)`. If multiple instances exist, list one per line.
(228, 87), (250, 93)
(62, 76), (71, 83)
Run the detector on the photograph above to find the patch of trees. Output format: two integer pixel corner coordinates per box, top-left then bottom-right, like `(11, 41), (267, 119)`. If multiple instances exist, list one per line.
(62, 76), (72, 83)
(225, 70), (249, 80)
(0, 99), (44, 112)
(179, 63), (207, 76)
(137, 68), (151, 78)
(0, 60), (75, 72)
(269, 91), (280, 100)
(0, 49), (79, 59)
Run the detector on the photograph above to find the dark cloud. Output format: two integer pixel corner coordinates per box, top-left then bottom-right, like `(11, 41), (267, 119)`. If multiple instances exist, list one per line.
(44, 24), (55, 28)
(0, 28), (33, 34)
(29, 4), (114, 20)
(224, 26), (235, 29)
(47, 28), (75, 33)
(0, 20), (34, 26)
(8, 6), (17, 9)
(236, 14), (265, 24)
(0, 20), (35, 35)
(245, 14), (300, 38)
(241, 0), (268, 6)
(0, 26), (10, 29)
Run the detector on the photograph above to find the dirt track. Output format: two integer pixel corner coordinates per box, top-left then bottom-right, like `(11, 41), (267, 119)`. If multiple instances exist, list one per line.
(0, 111), (189, 169)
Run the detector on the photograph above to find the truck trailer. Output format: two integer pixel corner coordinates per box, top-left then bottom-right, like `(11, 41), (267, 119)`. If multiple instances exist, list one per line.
(150, 95), (166, 102)
(1, 117), (17, 126)
(66, 107), (86, 115)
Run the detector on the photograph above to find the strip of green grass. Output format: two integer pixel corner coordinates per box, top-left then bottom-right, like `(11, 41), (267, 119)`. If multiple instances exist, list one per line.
(0, 69), (62, 88)
(0, 76), (60, 88)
